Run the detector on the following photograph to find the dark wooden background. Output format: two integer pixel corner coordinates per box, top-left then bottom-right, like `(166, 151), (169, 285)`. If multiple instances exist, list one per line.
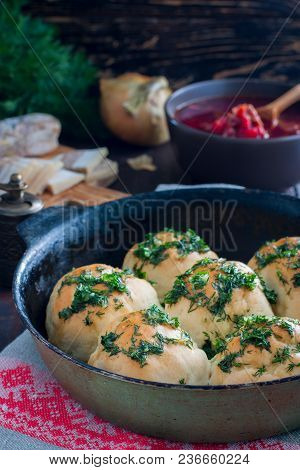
(26, 0), (300, 87)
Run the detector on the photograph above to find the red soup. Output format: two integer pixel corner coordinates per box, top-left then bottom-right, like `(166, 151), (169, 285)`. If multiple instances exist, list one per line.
(175, 96), (300, 139)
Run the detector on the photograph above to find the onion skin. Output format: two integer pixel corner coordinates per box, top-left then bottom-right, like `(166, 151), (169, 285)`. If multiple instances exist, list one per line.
(100, 73), (171, 146)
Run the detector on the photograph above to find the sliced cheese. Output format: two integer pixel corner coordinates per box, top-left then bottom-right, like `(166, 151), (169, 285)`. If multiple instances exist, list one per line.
(85, 158), (118, 187)
(29, 159), (63, 195)
(57, 147), (109, 174)
(47, 169), (84, 195)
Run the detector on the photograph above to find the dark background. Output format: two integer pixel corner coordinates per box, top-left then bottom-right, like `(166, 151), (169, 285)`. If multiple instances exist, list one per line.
(25, 0), (300, 87)
(22, 0), (300, 195)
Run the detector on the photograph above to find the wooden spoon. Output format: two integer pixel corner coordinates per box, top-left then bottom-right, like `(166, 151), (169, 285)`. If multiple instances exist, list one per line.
(257, 84), (300, 127)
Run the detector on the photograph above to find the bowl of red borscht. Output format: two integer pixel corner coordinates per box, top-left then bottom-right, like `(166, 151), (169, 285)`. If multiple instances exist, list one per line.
(165, 79), (300, 190)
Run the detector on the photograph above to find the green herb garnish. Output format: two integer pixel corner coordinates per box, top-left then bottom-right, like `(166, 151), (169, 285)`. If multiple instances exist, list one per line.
(218, 352), (241, 373)
(58, 269), (131, 320)
(255, 240), (299, 269)
(276, 270), (288, 285)
(143, 304), (179, 328)
(257, 274), (278, 304)
(133, 229), (209, 267)
(292, 273), (300, 287)
(101, 332), (122, 356)
(165, 260), (257, 319)
(272, 346), (291, 364)
(254, 365), (266, 377)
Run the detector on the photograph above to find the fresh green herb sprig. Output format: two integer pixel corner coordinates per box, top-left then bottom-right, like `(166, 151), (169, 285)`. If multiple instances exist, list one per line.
(0, 0), (98, 138)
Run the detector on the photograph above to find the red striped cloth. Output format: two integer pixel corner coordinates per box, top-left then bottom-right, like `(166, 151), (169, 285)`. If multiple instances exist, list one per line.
(0, 332), (299, 450)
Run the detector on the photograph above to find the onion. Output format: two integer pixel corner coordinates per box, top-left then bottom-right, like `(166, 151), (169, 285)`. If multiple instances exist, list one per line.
(100, 73), (171, 146)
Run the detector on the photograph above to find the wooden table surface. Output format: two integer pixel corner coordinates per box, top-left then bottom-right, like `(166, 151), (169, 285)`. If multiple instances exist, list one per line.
(0, 139), (186, 351)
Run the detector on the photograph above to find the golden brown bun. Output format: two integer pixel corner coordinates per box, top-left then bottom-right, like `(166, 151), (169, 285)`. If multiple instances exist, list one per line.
(210, 316), (300, 385)
(123, 230), (217, 301)
(46, 264), (160, 361)
(88, 306), (210, 385)
(165, 259), (273, 347)
(248, 237), (300, 318)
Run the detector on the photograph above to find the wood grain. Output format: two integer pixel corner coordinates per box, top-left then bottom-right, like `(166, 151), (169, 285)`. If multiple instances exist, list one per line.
(25, 0), (300, 87)
(42, 182), (127, 207)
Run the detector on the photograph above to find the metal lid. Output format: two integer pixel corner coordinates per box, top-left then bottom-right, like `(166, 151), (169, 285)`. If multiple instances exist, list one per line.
(0, 173), (44, 217)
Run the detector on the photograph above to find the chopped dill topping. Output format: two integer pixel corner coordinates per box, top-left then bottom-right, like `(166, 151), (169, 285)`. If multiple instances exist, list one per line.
(213, 337), (227, 354)
(83, 313), (93, 326)
(100, 309), (193, 367)
(125, 339), (164, 366)
(291, 259), (300, 269)
(218, 352), (241, 373)
(164, 260), (257, 319)
(276, 270), (288, 285)
(133, 229), (209, 267)
(272, 346), (291, 364)
(113, 298), (124, 310)
(292, 273), (300, 287)
(255, 240), (299, 269)
(190, 272), (209, 290)
(179, 378), (186, 384)
(287, 362), (300, 372)
(254, 365), (266, 377)
(101, 332), (122, 356)
(257, 274), (278, 304)
(143, 304), (179, 328)
(208, 263), (257, 318)
(58, 269), (131, 320)
(216, 315), (297, 374)
(164, 277), (189, 305)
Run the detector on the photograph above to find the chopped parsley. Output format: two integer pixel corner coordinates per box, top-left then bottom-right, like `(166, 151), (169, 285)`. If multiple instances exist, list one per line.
(133, 229), (209, 267)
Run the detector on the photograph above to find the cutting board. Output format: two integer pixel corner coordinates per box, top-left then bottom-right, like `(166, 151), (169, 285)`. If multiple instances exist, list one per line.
(39, 145), (127, 207)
